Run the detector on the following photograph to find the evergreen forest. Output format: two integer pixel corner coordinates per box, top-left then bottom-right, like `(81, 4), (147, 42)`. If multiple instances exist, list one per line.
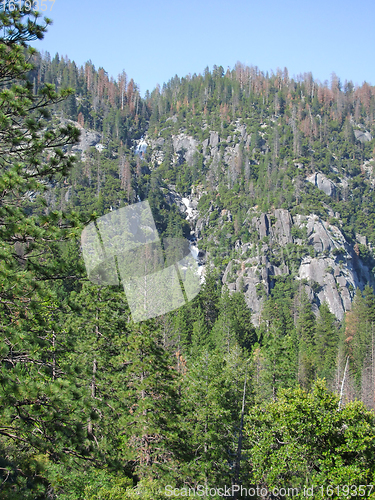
(2, 4), (375, 499)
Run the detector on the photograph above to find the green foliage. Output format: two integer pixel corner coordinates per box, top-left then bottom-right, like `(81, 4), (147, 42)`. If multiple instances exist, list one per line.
(2, 10), (375, 498)
(46, 463), (132, 500)
(0, 6), (88, 497)
(245, 380), (375, 496)
(296, 291), (316, 389)
(314, 302), (338, 381)
(211, 289), (256, 353)
(181, 347), (251, 488)
(256, 297), (297, 399)
(345, 286), (375, 393)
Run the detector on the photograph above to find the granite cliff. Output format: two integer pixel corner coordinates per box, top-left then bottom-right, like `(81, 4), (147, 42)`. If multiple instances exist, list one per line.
(139, 129), (375, 325)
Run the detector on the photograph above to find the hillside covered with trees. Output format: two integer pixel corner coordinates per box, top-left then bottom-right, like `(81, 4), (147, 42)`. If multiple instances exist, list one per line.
(1, 3), (375, 499)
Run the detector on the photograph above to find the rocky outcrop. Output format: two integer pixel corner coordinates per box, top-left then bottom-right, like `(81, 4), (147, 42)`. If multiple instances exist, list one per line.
(274, 209), (293, 245)
(145, 132), (199, 167)
(221, 248), (290, 325)
(252, 213), (270, 239)
(149, 120), (375, 326)
(145, 125), (254, 173)
(296, 214), (346, 253)
(209, 131), (219, 148)
(165, 185), (188, 213)
(307, 172), (336, 197)
(298, 255), (355, 319)
(219, 210), (374, 325)
(71, 124), (102, 154)
(354, 129), (372, 143)
(166, 184), (201, 222)
(172, 134), (198, 165)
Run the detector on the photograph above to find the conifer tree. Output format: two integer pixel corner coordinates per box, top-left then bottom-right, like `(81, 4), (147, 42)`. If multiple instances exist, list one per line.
(345, 287), (375, 399)
(211, 289), (256, 353)
(118, 320), (183, 482)
(256, 298), (296, 400)
(181, 350), (237, 487)
(296, 290), (316, 389)
(0, 5), (82, 496)
(196, 265), (220, 329)
(314, 302), (338, 383)
(191, 304), (211, 356)
(64, 283), (185, 485)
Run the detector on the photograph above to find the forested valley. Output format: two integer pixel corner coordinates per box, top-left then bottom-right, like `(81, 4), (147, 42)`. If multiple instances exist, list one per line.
(2, 4), (375, 499)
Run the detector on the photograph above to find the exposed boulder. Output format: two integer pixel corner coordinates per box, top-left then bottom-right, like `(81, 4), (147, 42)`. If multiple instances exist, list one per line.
(252, 213), (271, 239)
(222, 260), (233, 284)
(307, 172), (336, 197)
(356, 234), (367, 245)
(72, 126), (102, 153)
(172, 133), (198, 165)
(354, 129), (372, 143)
(308, 217), (339, 252)
(64, 186), (72, 203)
(202, 138), (209, 156)
(165, 185), (186, 212)
(274, 209), (293, 245)
(235, 124), (247, 140)
(148, 135), (165, 149)
(209, 131), (219, 148)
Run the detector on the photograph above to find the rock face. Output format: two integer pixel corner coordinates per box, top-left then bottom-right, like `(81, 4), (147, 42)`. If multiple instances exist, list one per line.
(217, 209), (373, 325)
(209, 131), (219, 148)
(301, 214), (343, 253)
(172, 134), (198, 165)
(70, 123), (102, 153)
(143, 132), (199, 167)
(165, 179), (374, 325)
(307, 172), (336, 197)
(354, 129), (372, 143)
(165, 185), (201, 223)
(253, 213), (270, 239)
(298, 257), (353, 319)
(165, 185), (187, 213)
(148, 124), (375, 326)
(274, 209), (293, 245)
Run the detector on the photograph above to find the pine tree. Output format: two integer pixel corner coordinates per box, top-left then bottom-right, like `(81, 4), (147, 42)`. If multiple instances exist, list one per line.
(64, 284), (185, 488)
(314, 302), (338, 384)
(211, 287), (236, 353)
(196, 265), (220, 329)
(191, 304), (211, 356)
(118, 320), (183, 483)
(296, 291), (316, 389)
(181, 349), (240, 487)
(0, 5), (82, 496)
(211, 289), (256, 353)
(363, 284), (375, 324)
(345, 287), (375, 402)
(170, 303), (193, 353)
(257, 298), (297, 400)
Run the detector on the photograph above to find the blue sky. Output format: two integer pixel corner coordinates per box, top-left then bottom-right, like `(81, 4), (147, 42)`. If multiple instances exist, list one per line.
(32, 0), (375, 97)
